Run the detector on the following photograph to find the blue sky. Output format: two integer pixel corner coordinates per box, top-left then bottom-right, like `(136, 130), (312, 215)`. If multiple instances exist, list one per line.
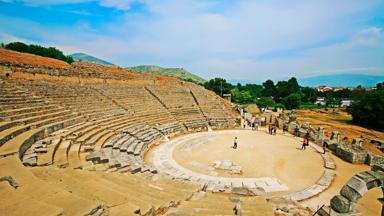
(0, 0), (383, 81)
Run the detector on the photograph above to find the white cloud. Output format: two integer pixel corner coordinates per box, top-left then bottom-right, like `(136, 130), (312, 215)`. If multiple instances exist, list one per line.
(353, 27), (384, 46)
(99, 0), (137, 10)
(1, 0), (383, 80)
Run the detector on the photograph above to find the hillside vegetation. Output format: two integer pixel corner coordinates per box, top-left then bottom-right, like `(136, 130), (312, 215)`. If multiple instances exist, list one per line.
(2, 42), (74, 64)
(126, 65), (206, 84)
(0, 48), (70, 68)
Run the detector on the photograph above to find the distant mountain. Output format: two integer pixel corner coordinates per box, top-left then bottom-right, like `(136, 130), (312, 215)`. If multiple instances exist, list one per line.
(298, 74), (384, 87)
(126, 65), (206, 83)
(70, 53), (113, 65)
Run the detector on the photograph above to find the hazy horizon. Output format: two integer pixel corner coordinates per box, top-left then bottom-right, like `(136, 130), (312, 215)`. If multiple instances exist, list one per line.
(1, 0), (383, 81)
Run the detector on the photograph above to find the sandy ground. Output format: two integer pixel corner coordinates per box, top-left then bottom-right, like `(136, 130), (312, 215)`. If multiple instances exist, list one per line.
(170, 129), (382, 215)
(173, 130), (325, 195)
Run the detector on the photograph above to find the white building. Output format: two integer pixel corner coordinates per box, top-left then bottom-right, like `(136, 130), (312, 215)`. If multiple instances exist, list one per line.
(341, 98), (353, 107)
(315, 97), (326, 106)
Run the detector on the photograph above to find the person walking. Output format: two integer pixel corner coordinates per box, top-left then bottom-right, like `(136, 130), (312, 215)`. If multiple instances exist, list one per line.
(301, 137), (307, 150)
(233, 137), (238, 149)
(322, 141), (327, 154)
(305, 130), (311, 146)
(273, 126), (277, 135)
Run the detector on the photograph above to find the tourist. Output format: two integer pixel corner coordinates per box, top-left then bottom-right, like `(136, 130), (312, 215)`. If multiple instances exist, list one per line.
(233, 202), (242, 215)
(301, 137), (307, 150)
(233, 137), (238, 149)
(254, 121), (258, 131)
(273, 126), (277, 135)
(283, 123), (288, 134)
(323, 142), (327, 154)
(294, 126), (300, 137)
(305, 130), (311, 146)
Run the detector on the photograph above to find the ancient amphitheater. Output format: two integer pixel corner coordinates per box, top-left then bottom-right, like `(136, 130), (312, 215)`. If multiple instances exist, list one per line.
(0, 49), (383, 216)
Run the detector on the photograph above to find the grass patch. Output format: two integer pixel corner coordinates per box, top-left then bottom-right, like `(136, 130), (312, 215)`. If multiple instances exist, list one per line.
(299, 103), (324, 110)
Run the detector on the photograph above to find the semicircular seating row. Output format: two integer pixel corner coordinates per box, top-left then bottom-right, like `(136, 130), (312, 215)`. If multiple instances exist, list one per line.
(0, 80), (237, 177)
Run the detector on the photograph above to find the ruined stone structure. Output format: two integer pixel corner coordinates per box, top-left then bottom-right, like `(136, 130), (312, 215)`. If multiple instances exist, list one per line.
(317, 167), (384, 215)
(0, 49), (242, 215)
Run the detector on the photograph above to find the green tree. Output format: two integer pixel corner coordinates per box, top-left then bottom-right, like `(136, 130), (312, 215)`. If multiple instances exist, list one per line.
(283, 93), (302, 110)
(239, 91), (253, 104)
(301, 87), (317, 103)
(256, 97), (275, 109)
(325, 93), (342, 107)
(261, 80), (275, 97)
(230, 88), (241, 103)
(5, 41), (74, 64)
(348, 86), (384, 130)
(204, 78), (233, 96)
(5, 41), (29, 52)
(275, 77), (301, 101)
(230, 88), (254, 104)
(237, 83), (263, 98)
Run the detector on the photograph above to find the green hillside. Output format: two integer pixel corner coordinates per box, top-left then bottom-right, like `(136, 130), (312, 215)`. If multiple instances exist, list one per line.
(70, 53), (114, 65)
(126, 65), (206, 83)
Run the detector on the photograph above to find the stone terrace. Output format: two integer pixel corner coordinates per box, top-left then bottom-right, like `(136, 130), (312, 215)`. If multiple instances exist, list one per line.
(0, 69), (239, 215)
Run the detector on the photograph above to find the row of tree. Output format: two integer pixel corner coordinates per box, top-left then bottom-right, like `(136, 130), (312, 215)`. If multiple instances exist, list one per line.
(204, 78), (383, 130)
(204, 77), (377, 109)
(204, 77), (316, 109)
(1, 42), (74, 64)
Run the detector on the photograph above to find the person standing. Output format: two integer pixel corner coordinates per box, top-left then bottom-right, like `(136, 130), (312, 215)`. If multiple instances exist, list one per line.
(301, 137), (307, 150)
(305, 130), (311, 146)
(233, 202), (242, 215)
(322, 141), (327, 154)
(283, 123), (288, 134)
(233, 137), (238, 149)
(294, 126), (300, 137)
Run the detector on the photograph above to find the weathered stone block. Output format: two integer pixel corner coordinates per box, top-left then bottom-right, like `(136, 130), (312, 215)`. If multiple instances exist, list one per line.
(330, 195), (351, 213)
(340, 185), (362, 202)
(372, 164), (384, 172)
(346, 176), (368, 196)
(356, 171), (381, 190)
(367, 171), (384, 185)
(366, 153), (384, 166)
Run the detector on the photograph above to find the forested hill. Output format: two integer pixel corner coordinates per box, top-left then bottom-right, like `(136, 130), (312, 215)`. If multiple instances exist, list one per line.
(126, 65), (206, 84)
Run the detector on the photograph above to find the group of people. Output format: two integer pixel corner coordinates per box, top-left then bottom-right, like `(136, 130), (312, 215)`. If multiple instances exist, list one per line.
(243, 119), (260, 131)
(234, 121), (328, 154)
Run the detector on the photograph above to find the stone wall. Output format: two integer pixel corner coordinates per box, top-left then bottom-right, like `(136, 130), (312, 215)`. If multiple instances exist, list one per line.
(329, 170), (384, 214)
(333, 145), (368, 164)
(283, 115), (384, 166)
(366, 153), (384, 166)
